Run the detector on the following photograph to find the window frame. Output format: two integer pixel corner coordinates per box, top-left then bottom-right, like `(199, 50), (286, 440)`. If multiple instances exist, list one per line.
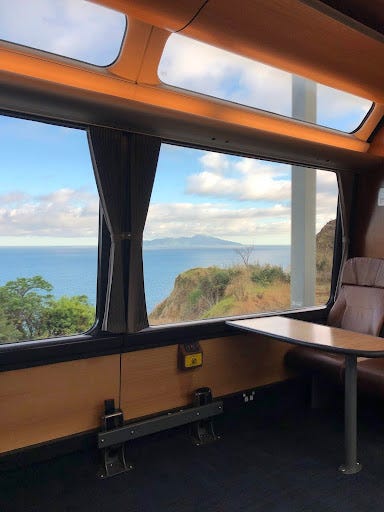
(158, 34), (374, 135)
(0, 7), (128, 68)
(144, 141), (339, 325)
(0, 114), (341, 371)
(0, 112), (101, 344)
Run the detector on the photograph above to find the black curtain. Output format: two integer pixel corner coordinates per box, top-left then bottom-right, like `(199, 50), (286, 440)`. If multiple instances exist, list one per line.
(88, 127), (160, 332)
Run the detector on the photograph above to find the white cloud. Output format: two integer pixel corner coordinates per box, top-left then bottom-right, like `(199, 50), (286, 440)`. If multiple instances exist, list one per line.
(144, 202), (291, 244)
(0, 0), (125, 65)
(0, 188), (98, 238)
(317, 85), (371, 120)
(199, 152), (230, 175)
(187, 153), (291, 202)
(160, 33), (371, 130)
(159, 34), (292, 116)
(316, 170), (338, 231)
(146, 160), (338, 244)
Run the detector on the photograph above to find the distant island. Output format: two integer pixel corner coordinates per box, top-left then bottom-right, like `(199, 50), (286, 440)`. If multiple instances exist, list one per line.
(144, 234), (243, 250)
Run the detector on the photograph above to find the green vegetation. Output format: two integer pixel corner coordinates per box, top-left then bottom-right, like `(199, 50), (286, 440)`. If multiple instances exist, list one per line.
(251, 264), (290, 287)
(0, 276), (95, 344)
(150, 219), (336, 325)
(150, 263), (291, 325)
(0, 220), (336, 338)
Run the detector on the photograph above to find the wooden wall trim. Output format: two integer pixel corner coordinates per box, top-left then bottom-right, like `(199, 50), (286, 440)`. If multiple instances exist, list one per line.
(0, 355), (120, 454)
(120, 335), (294, 421)
(0, 335), (296, 455)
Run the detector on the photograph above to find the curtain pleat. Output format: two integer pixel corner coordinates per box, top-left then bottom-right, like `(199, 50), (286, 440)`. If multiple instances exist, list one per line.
(127, 133), (161, 331)
(88, 127), (160, 333)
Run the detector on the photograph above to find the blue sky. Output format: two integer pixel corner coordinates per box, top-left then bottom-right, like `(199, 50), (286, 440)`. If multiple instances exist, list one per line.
(0, 0), (352, 246)
(159, 34), (372, 133)
(0, 117), (98, 245)
(145, 144), (337, 245)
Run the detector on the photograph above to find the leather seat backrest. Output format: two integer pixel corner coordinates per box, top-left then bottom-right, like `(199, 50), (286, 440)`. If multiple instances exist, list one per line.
(327, 257), (384, 336)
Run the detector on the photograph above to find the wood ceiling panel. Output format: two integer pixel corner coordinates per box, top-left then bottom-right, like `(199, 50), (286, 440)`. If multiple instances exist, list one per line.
(2, 70), (383, 174)
(92, 0), (206, 32)
(181, 0), (384, 103)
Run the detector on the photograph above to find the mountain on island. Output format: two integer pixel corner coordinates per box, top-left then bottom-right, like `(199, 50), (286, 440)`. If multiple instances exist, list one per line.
(144, 234), (243, 249)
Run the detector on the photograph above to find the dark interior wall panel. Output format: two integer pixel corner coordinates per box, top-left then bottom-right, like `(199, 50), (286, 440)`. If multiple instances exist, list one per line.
(315, 0), (384, 36)
(352, 170), (384, 257)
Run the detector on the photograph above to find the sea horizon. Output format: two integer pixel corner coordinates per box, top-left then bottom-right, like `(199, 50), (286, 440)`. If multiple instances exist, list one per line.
(0, 245), (291, 313)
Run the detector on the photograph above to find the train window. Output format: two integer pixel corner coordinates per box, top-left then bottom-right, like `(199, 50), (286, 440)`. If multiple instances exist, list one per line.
(0, 0), (126, 66)
(144, 144), (338, 325)
(159, 34), (372, 133)
(0, 115), (98, 344)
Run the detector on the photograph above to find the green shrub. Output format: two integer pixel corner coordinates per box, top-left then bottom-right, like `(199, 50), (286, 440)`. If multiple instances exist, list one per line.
(251, 264), (289, 287)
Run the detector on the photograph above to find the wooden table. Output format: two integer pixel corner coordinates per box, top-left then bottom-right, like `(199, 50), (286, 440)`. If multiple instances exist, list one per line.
(226, 316), (384, 474)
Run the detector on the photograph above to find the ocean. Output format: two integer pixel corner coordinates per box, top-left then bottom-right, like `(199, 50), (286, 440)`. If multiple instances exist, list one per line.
(0, 246), (290, 314)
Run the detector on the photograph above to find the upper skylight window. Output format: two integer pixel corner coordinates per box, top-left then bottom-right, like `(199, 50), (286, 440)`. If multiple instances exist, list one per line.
(0, 0), (126, 66)
(159, 34), (372, 133)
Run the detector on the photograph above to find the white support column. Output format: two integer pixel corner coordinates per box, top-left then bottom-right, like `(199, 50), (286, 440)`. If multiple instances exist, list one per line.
(290, 76), (317, 308)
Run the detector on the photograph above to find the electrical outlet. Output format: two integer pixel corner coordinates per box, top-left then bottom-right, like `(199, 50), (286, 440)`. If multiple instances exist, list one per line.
(242, 391), (256, 403)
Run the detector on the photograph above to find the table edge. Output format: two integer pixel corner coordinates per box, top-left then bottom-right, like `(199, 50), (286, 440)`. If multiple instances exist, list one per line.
(226, 319), (384, 358)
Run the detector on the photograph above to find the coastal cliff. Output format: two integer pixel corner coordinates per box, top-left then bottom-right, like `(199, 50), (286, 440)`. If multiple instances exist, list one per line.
(149, 220), (336, 325)
(149, 219), (336, 324)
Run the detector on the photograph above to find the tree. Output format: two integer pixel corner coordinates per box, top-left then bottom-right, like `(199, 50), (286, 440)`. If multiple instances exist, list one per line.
(0, 310), (21, 343)
(199, 270), (230, 307)
(0, 276), (95, 342)
(0, 276), (53, 340)
(43, 295), (95, 336)
(234, 246), (255, 267)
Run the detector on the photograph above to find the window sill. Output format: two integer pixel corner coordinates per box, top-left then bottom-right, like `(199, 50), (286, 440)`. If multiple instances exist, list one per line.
(0, 305), (329, 372)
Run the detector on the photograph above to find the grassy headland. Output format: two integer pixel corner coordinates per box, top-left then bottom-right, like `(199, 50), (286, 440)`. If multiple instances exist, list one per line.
(149, 219), (336, 325)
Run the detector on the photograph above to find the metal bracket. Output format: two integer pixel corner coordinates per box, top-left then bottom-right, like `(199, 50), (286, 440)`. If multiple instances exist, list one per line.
(98, 399), (133, 479)
(191, 387), (221, 446)
(97, 391), (223, 478)
(98, 401), (223, 448)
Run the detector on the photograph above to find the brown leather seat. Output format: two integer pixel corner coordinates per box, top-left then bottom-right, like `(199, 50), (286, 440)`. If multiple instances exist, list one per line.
(285, 257), (384, 388)
(284, 346), (344, 383)
(357, 359), (384, 398)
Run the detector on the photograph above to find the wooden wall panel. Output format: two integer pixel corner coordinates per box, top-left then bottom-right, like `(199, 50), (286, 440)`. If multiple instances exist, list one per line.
(353, 171), (384, 257)
(369, 125), (384, 157)
(0, 335), (295, 454)
(0, 355), (120, 454)
(121, 334), (294, 421)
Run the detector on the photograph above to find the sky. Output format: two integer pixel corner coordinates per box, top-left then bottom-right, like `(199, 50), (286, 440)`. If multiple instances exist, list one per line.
(0, 0), (361, 246)
(159, 34), (372, 133)
(144, 144), (338, 245)
(0, 0), (126, 65)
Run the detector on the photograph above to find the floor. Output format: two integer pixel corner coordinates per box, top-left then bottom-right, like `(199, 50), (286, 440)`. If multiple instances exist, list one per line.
(1, 392), (384, 511)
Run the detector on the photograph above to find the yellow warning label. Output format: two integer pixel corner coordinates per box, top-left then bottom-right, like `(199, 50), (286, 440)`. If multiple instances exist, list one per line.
(185, 353), (203, 368)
